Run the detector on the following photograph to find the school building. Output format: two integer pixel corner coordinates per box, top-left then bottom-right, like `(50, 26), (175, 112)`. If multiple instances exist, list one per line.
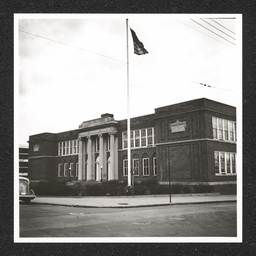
(28, 98), (237, 194)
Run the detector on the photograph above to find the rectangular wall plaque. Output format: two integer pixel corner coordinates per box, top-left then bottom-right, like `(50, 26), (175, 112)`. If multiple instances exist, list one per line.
(33, 144), (39, 152)
(170, 120), (186, 133)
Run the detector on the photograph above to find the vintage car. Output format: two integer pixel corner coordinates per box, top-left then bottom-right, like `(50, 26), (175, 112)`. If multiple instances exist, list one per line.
(19, 176), (36, 203)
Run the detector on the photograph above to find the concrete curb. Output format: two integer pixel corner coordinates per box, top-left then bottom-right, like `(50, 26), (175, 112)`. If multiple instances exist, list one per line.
(35, 193), (222, 198)
(31, 199), (236, 208)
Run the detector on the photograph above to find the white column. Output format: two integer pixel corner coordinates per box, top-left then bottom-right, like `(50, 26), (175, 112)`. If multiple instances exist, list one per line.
(78, 137), (83, 181)
(98, 134), (104, 181)
(102, 134), (107, 180)
(114, 135), (118, 180)
(91, 137), (95, 180)
(109, 132), (115, 180)
(86, 136), (92, 181)
(82, 141), (86, 180)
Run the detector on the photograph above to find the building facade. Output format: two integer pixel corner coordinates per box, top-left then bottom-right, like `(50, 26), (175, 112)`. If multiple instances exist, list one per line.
(19, 146), (29, 177)
(28, 98), (237, 192)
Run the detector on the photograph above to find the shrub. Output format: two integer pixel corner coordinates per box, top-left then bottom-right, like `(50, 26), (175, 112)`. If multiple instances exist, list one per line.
(155, 185), (170, 194)
(132, 179), (158, 195)
(194, 184), (214, 193)
(31, 181), (72, 196)
(83, 181), (127, 196)
(124, 185), (134, 196)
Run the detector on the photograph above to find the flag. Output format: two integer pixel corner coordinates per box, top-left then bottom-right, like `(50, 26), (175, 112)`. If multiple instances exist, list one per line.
(130, 28), (148, 55)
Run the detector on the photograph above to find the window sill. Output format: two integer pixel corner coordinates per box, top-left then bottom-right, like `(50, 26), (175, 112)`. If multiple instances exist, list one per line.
(122, 145), (156, 150)
(215, 174), (236, 176)
(212, 139), (236, 143)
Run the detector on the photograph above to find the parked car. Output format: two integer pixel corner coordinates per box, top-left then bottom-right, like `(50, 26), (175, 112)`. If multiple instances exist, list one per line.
(19, 176), (36, 203)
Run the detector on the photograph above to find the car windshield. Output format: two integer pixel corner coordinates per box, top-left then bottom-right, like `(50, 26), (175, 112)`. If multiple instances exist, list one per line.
(19, 180), (30, 194)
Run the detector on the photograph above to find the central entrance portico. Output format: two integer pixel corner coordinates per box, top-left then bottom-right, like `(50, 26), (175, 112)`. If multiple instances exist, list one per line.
(78, 124), (118, 182)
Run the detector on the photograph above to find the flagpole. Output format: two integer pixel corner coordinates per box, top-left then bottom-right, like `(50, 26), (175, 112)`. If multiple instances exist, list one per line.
(126, 19), (131, 187)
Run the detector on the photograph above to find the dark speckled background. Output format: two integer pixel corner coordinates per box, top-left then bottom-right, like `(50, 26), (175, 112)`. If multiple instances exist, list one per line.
(0, 1), (255, 255)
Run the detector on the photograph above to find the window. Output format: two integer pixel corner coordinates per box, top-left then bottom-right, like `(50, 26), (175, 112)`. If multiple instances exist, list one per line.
(70, 163), (74, 177)
(147, 128), (153, 146)
(70, 141), (73, 155)
(73, 140), (77, 154)
(76, 162), (79, 177)
(58, 140), (79, 156)
(130, 131), (135, 148)
(107, 135), (110, 151)
(66, 141), (70, 155)
(58, 163), (63, 177)
(229, 121), (234, 141)
(153, 128), (156, 144)
(143, 158), (149, 176)
(135, 130), (140, 147)
(141, 129), (146, 147)
(96, 137), (99, 152)
(234, 122), (237, 142)
(224, 120), (229, 140)
(214, 152), (219, 175)
(64, 163), (69, 177)
(226, 153), (231, 174)
(212, 117), (236, 142)
(63, 142), (66, 155)
(214, 151), (236, 175)
(122, 127), (155, 149)
(132, 159), (139, 176)
(58, 142), (62, 156)
(212, 117), (217, 139)
(19, 159), (28, 162)
(220, 152), (225, 174)
(123, 159), (128, 176)
(231, 153), (236, 174)
(153, 157), (157, 176)
(218, 119), (224, 140)
(123, 132), (127, 149)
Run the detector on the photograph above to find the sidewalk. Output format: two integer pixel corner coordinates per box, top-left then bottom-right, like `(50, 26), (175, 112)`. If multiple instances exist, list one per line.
(31, 193), (236, 208)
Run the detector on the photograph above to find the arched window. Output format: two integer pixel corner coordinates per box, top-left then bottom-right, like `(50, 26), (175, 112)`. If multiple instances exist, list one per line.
(122, 155), (128, 176)
(152, 153), (157, 176)
(142, 153), (149, 176)
(95, 156), (100, 181)
(64, 162), (69, 177)
(58, 162), (63, 177)
(132, 154), (139, 176)
(75, 162), (79, 177)
(69, 161), (74, 177)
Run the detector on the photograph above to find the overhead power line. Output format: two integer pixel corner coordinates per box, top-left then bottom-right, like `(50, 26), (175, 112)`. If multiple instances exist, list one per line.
(200, 18), (236, 40)
(190, 19), (236, 46)
(19, 29), (127, 65)
(210, 18), (236, 35)
(19, 29), (234, 93)
(177, 19), (232, 47)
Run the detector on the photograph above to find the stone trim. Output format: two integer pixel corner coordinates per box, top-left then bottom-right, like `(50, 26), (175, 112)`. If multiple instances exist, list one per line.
(159, 181), (237, 185)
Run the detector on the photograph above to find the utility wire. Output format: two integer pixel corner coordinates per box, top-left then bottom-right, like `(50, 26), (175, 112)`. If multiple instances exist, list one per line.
(200, 18), (236, 40)
(19, 29), (152, 73)
(190, 19), (236, 46)
(177, 20), (233, 48)
(19, 29), (127, 65)
(19, 29), (234, 93)
(210, 18), (236, 35)
(133, 65), (235, 93)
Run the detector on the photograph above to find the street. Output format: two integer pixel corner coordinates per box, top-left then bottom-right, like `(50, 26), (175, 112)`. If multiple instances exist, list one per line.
(19, 202), (236, 237)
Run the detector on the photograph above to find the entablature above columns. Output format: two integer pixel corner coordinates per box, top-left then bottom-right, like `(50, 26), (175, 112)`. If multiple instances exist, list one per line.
(78, 127), (118, 139)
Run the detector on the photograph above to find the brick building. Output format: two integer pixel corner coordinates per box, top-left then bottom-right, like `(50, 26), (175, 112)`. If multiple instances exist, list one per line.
(19, 146), (29, 176)
(28, 98), (237, 193)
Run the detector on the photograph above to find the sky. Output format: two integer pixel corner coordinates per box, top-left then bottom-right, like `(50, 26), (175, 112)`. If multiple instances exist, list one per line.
(15, 14), (242, 146)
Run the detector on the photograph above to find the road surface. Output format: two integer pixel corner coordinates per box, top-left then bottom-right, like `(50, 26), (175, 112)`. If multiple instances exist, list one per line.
(19, 202), (236, 237)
